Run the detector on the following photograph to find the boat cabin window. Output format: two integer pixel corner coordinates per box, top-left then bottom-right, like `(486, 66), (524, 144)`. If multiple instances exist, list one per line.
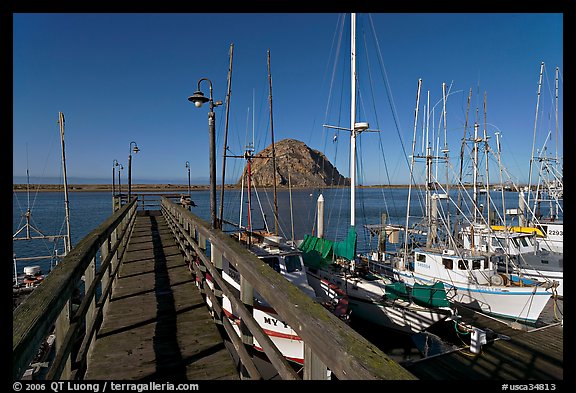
(519, 236), (530, 247)
(284, 255), (302, 272)
(442, 258), (453, 270)
(458, 259), (468, 270)
(472, 259), (482, 270)
(262, 257), (281, 273)
(416, 253), (426, 262)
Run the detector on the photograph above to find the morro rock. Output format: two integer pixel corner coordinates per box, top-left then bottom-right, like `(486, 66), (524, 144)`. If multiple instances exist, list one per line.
(237, 138), (349, 188)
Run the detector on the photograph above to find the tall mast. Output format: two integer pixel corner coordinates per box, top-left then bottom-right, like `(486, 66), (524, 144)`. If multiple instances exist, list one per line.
(527, 61), (544, 209)
(441, 82), (450, 235)
(483, 91), (490, 223)
(58, 112), (72, 254)
(473, 122), (479, 223)
(495, 132), (506, 227)
(454, 88), (472, 237)
(219, 43), (234, 227)
(404, 79), (422, 259)
(350, 12), (357, 227)
(267, 49), (279, 235)
(554, 66), (559, 170)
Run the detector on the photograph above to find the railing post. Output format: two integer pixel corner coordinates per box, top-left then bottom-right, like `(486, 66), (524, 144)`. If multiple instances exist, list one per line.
(55, 300), (72, 379)
(304, 343), (329, 380)
(112, 195), (121, 212)
(84, 254), (98, 365)
(239, 277), (254, 346)
(196, 229), (207, 295)
(210, 244), (223, 324)
(102, 234), (113, 315)
(239, 276), (254, 379)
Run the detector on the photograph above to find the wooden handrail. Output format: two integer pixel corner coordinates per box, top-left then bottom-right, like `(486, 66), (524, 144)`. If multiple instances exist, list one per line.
(13, 199), (138, 380)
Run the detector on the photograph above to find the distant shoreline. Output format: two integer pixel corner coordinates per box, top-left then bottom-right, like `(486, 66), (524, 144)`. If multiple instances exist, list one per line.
(13, 183), (527, 192)
(13, 183), (415, 192)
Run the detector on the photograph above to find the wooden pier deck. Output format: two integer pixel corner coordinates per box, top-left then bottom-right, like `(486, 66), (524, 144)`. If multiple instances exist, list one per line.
(84, 210), (239, 380)
(403, 300), (563, 380)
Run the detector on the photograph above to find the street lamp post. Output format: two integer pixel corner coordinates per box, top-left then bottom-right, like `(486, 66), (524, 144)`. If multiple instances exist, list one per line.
(112, 159), (119, 211)
(117, 163), (124, 204)
(185, 161), (191, 197)
(112, 159), (119, 196)
(188, 78), (222, 229)
(128, 141), (140, 201)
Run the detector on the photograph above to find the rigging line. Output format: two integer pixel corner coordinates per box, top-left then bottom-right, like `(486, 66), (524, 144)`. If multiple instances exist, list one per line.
(306, 16), (342, 152)
(356, 140), (371, 251)
(316, 13), (346, 146)
(367, 13), (411, 179)
(360, 27), (395, 219)
(251, 183), (270, 234)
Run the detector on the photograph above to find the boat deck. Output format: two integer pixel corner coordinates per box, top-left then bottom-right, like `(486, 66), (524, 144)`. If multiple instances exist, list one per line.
(84, 210), (239, 380)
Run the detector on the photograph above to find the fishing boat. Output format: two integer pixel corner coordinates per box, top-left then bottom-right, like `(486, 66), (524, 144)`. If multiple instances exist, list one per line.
(523, 63), (563, 255)
(298, 13), (455, 335)
(453, 72), (563, 299)
(460, 223), (563, 298)
(366, 84), (556, 325)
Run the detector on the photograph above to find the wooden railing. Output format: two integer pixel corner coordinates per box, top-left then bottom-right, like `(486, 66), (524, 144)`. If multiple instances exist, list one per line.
(13, 198), (138, 380)
(160, 196), (416, 380)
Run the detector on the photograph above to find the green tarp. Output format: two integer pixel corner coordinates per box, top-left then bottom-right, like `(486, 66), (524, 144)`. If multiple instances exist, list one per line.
(385, 281), (450, 308)
(412, 281), (450, 308)
(385, 282), (411, 301)
(299, 226), (357, 268)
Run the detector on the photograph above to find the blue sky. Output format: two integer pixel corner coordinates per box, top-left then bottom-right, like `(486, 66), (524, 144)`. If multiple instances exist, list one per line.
(13, 12), (563, 186)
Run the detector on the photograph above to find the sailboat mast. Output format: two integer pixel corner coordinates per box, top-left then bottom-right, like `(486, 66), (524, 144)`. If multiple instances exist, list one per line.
(58, 112), (72, 254)
(483, 91), (490, 223)
(350, 12), (357, 227)
(554, 66), (559, 171)
(527, 61), (544, 210)
(457, 89), (472, 222)
(25, 159), (31, 239)
(404, 79), (422, 259)
(267, 49), (279, 235)
(219, 43), (234, 227)
(442, 83), (450, 235)
(495, 132), (507, 227)
(473, 122), (479, 223)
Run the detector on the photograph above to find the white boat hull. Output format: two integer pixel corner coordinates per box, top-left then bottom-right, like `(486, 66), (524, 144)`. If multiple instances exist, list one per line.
(346, 295), (451, 334)
(306, 268), (450, 334)
(511, 268), (563, 298)
(395, 270), (552, 324)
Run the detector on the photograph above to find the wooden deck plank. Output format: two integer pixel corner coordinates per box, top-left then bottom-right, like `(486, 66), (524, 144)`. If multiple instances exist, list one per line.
(85, 212), (239, 380)
(404, 300), (563, 380)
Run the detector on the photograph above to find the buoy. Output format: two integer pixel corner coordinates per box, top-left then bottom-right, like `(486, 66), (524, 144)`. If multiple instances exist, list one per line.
(470, 327), (487, 354)
(23, 265), (42, 276)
